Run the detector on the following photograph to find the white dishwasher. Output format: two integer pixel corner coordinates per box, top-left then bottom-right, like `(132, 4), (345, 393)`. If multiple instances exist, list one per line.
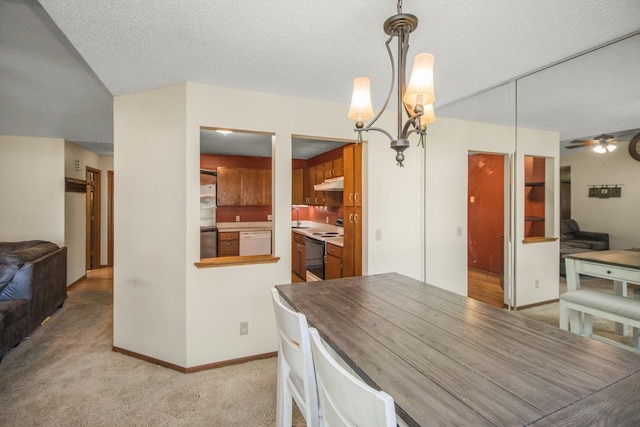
(239, 231), (272, 256)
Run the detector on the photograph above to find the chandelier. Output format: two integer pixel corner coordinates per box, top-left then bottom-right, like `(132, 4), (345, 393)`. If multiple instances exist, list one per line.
(348, 0), (435, 167)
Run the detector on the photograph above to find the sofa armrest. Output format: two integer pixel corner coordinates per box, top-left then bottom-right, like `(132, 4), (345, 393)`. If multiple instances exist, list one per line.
(574, 231), (609, 248)
(27, 247), (67, 330)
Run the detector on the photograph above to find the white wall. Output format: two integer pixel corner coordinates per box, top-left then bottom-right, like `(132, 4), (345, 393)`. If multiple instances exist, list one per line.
(113, 84), (188, 367)
(424, 118), (560, 307)
(424, 117), (516, 297)
(115, 82), (425, 368)
(515, 127), (561, 306)
(64, 142), (113, 285)
(561, 141), (640, 249)
(0, 135), (65, 245)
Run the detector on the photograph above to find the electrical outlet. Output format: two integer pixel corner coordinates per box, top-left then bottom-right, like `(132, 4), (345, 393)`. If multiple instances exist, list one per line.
(326, 217), (329, 223)
(236, 215), (240, 222)
(375, 229), (382, 241)
(456, 226), (462, 237)
(535, 279), (540, 289)
(267, 214), (272, 221)
(240, 321), (248, 335)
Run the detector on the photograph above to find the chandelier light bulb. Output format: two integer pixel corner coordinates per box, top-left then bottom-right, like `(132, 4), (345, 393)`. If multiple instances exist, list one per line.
(606, 144), (617, 152)
(593, 144), (606, 154)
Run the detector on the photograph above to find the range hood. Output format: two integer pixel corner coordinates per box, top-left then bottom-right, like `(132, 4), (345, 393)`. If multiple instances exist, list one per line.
(314, 176), (344, 191)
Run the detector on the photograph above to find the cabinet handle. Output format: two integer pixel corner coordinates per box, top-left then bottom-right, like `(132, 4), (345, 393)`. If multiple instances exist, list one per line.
(315, 197), (318, 204)
(349, 193), (354, 202)
(354, 213), (359, 223)
(354, 193), (358, 203)
(349, 213), (354, 223)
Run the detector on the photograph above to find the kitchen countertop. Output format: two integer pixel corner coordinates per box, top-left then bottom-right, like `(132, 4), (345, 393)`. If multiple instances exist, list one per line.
(291, 221), (344, 247)
(217, 221), (272, 232)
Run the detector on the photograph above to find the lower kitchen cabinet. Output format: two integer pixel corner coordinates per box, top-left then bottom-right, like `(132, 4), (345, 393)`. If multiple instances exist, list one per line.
(292, 232), (306, 279)
(342, 207), (362, 277)
(218, 231), (239, 257)
(325, 243), (342, 280)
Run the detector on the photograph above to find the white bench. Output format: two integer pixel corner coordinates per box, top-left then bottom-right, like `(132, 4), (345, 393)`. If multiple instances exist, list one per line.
(559, 289), (640, 349)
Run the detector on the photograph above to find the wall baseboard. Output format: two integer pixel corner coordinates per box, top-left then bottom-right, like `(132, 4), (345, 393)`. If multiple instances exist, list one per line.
(67, 274), (87, 289)
(112, 346), (277, 374)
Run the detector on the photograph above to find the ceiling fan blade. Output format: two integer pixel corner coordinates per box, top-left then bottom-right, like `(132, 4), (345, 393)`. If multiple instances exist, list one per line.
(566, 140), (595, 147)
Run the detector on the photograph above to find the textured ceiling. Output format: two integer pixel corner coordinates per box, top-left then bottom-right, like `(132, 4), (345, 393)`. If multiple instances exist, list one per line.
(2, 0), (640, 156)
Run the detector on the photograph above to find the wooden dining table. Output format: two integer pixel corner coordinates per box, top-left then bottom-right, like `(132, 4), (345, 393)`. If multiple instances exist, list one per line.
(276, 272), (640, 426)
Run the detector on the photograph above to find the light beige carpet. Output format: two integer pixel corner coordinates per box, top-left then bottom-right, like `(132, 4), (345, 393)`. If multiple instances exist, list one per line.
(0, 280), (305, 426)
(517, 276), (639, 347)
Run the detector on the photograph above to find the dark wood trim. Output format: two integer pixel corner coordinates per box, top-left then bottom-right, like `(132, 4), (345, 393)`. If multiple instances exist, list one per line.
(112, 346), (276, 374)
(108, 170), (114, 267)
(195, 254), (280, 268)
(515, 298), (559, 310)
(86, 166), (101, 270)
(185, 352), (277, 374)
(67, 274), (88, 289)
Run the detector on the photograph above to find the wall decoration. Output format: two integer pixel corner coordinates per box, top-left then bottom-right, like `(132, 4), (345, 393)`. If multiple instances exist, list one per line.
(588, 185), (623, 198)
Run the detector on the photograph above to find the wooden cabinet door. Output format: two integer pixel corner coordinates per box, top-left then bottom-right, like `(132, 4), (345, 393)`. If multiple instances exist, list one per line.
(342, 206), (362, 277)
(325, 243), (342, 279)
(292, 168), (304, 205)
(241, 168), (261, 205)
(217, 167), (242, 206)
(353, 144), (362, 207)
(307, 166), (317, 205)
(333, 157), (344, 177)
(262, 169), (272, 205)
(292, 233), (301, 276)
(314, 165), (325, 206)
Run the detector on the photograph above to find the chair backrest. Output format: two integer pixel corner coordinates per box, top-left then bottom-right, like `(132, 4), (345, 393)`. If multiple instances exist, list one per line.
(308, 328), (397, 427)
(271, 289), (319, 426)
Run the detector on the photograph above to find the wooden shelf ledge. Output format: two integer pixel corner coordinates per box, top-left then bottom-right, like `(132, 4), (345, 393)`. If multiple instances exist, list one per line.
(195, 254), (280, 268)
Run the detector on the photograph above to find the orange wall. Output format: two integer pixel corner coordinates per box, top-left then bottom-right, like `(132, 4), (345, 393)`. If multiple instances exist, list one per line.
(468, 154), (504, 274)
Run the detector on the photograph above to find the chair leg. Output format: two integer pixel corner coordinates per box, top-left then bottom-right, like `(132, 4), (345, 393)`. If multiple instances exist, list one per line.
(582, 313), (593, 337)
(276, 356), (292, 427)
(559, 300), (569, 331)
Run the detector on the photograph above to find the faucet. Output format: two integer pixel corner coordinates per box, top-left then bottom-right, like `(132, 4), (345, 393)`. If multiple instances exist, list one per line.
(291, 207), (300, 227)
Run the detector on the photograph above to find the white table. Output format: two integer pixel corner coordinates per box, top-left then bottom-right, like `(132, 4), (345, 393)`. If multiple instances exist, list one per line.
(564, 249), (640, 334)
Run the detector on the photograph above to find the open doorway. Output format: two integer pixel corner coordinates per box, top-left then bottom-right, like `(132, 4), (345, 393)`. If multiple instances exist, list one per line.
(86, 166), (101, 270)
(467, 152), (507, 308)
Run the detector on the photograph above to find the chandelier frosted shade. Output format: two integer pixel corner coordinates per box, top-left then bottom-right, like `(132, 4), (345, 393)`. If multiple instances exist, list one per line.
(403, 53), (435, 109)
(593, 144), (616, 153)
(419, 104), (436, 128)
(348, 77), (374, 122)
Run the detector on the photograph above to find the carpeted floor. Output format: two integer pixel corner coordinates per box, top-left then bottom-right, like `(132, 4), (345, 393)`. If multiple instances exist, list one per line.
(517, 276), (639, 347)
(1, 272), (636, 426)
(0, 270), (305, 427)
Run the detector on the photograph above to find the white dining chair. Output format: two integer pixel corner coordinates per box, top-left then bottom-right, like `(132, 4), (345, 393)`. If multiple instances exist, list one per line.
(308, 327), (397, 427)
(271, 289), (320, 427)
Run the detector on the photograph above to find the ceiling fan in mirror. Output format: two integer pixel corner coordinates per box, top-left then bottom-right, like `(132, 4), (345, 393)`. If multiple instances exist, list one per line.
(566, 133), (621, 153)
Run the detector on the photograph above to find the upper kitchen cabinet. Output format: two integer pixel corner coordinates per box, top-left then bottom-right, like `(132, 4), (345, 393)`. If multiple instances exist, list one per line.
(292, 168), (305, 205)
(324, 158), (343, 179)
(343, 143), (362, 207)
(217, 167), (272, 207)
(217, 167), (242, 206)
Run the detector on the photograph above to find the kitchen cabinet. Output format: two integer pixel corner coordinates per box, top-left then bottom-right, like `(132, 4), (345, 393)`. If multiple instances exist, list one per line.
(325, 243), (342, 279)
(217, 167), (271, 207)
(292, 168), (304, 205)
(304, 166), (315, 205)
(324, 158), (343, 179)
(217, 167), (242, 206)
(218, 231), (239, 257)
(342, 143), (363, 277)
(342, 207), (362, 277)
(292, 232), (306, 279)
(343, 144), (362, 207)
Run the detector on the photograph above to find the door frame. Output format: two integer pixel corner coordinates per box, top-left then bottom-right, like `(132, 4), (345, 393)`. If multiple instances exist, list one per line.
(86, 166), (101, 270)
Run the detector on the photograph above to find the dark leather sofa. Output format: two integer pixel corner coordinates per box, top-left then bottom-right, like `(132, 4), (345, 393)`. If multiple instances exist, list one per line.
(560, 219), (610, 276)
(0, 241), (67, 361)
